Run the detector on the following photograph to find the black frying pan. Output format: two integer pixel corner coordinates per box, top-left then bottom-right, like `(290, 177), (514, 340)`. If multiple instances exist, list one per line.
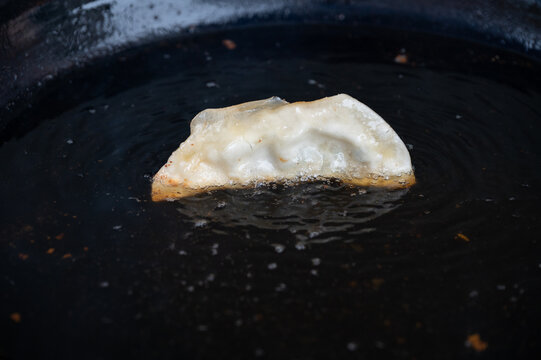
(1, 1), (540, 359)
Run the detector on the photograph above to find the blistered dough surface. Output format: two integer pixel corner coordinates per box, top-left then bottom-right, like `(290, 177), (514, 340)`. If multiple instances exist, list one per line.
(152, 94), (414, 200)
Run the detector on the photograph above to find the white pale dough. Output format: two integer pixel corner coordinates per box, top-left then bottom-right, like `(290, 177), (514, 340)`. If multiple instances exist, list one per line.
(152, 94), (414, 200)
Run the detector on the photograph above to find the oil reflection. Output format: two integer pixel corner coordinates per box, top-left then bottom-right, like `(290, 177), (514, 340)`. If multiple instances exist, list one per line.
(176, 183), (408, 244)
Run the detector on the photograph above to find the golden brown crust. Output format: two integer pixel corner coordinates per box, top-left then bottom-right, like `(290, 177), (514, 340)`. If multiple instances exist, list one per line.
(151, 173), (416, 201)
(342, 173), (416, 188)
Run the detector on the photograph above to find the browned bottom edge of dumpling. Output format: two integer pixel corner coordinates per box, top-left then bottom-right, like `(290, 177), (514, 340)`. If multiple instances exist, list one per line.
(151, 173), (416, 202)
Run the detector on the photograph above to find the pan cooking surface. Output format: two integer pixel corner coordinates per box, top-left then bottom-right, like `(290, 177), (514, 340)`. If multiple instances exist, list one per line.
(2, 25), (541, 359)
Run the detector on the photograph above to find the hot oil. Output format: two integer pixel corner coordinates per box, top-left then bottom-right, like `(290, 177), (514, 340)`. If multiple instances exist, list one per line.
(1, 24), (541, 359)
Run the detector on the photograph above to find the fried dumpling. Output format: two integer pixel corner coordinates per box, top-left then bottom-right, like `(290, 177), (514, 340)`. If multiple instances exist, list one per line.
(152, 94), (414, 201)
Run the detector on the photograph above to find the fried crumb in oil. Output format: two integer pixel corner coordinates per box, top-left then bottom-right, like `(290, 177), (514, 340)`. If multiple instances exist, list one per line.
(10, 312), (21, 323)
(394, 54), (408, 64)
(371, 278), (385, 290)
(222, 39), (237, 50)
(455, 233), (470, 242)
(466, 333), (488, 352)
